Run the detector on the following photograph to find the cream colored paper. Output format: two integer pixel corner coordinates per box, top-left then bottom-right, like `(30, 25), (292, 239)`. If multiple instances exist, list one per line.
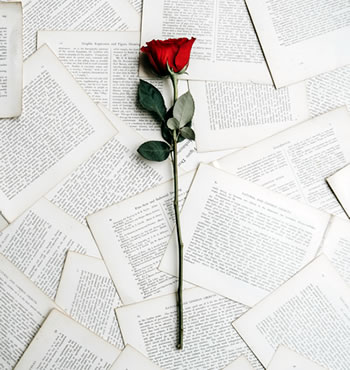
(191, 79), (309, 151)
(233, 256), (350, 369)
(327, 164), (350, 218)
(0, 213), (8, 231)
(0, 2), (22, 117)
(55, 252), (124, 349)
(223, 356), (254, 370)
(215, 107), (350, 217)
(46, 105), (171, 224)
(14, 310), (121, 369)
(245, 0), (350, 87)
(116, 288), (263, 370)
(140, 0), (271, 83)
(320, 216), (350, 284)
(0, 254), (59, 369)
(0, 198), (99, 299)
(160, 164), (330, 306)
(87, 171), (194, 304)
(22, 0), (140, 58)
(0, 45), (116, 222)
(267, 346), (327, 370)
(111, 345), (162, 370)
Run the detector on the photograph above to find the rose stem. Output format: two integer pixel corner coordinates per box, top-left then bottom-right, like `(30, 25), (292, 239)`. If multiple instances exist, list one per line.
(170, 73), (183, 349)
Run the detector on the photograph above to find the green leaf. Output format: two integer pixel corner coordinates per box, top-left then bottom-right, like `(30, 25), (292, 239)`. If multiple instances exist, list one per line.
(173, 91), (195, 128)
(137, 141), (171, 162)
(138, 80), (167, 121)
(180, 127), (195, 140)
(161, 122), (173, 145)
(167, 118), (180, 130)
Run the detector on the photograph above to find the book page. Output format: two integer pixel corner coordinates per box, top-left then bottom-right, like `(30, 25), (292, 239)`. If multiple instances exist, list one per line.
(0, 198), (100, 299)
(190, 80), (309, 151)
(140, 0), (271, 83)
(223, 356), (254, 370)
(111, 345), (162, 370)
(14, 310), (121, 369)
(160, 164), (330, 306)
(0, 45), (116, 223)
(116, 288), (263, 370)
(320, 216), (350, 284)
(55, 252), (124, 349)
(0, 2), (22, 117)
(305, 64), (350, 118)
(233, 256), (350, 369)
(87, 172), (194, 304)
(245, 0), (350, 87)
(22, 0), (140, 58)
(267, 346), (327, 370)
(46, 105), (171, 224)
(128, 0), (142, 14)
(327, 164), (350, 218)
(0, 213), (8, 231)
(215, 107), (350, 217)
(0, 254), (59, 369)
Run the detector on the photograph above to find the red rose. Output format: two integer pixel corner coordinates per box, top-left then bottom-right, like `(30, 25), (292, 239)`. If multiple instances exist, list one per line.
(141, 37), (196, 76)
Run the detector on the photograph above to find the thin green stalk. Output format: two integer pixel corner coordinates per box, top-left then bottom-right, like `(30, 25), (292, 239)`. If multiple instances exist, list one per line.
(170, 73), (183, 349)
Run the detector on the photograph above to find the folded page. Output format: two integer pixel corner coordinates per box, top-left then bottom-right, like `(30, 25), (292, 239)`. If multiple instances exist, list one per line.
(215, 107), (350, 217)
(320, 216), (350, 283)
(223, 356), (254, 370)
(140, 0), (271, 83)
(0, 45), (116, 222)
(234, 255), (350, 369)
(116, 288), (263, 370)
(87, 171), (194, 304)
(46, 105), (171, 224)
(327, 164), (350, 218)
(22, 0), (139, 58)
(267, 346), (327, 370)
(55, 252), (124, 349)
(160, 164), (330, 306)
(0, 198), (99, 299)
(190, 80), (309, 151)
(111, 345), (162, 370)
(0, 2), (22, 117)
(0, 254), (59, 369)
(245, 0), (350, 87)
(14, 309), (121, 369)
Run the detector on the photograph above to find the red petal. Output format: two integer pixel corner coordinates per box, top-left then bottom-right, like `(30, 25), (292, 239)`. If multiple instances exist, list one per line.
(174, 38), (196, 72)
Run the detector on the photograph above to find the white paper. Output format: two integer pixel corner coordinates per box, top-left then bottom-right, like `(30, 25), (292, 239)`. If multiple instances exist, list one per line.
(327, 164), (350, 218)
(191, 79), (309, 151)
(267, 346), (327, 370)
(320, 216), (350, 284)
(0, 254), (59, 369)
(233, 256), (350, 369)
(116, 288), (263, 369)
(0, 213), (8, 231)
(245, 0), (350, 87)
(0, 198), (100, 299)
(223, 356), (254, 370)
(140, 0), (271, 83)
(46, 105), (171, 224)
(111, 345), (162, 370)
(215, 107), (350, 217)
(14, 310), (121, 369)
(160, 164), (330, 306)
(22, 0), (140, 58)
(0, 2), (22, 117)
(55, 252), (124, 349)
(87, 171), (194, 304)
(0, 45), (116, 222)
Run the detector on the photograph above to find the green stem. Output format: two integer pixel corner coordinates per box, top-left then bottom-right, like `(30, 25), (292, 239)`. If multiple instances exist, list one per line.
(172, 130), (183, 350)
(170, 72), (183, 349)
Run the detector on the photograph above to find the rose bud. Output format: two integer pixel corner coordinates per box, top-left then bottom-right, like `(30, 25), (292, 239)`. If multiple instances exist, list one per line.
(141, 37), (196, 76)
